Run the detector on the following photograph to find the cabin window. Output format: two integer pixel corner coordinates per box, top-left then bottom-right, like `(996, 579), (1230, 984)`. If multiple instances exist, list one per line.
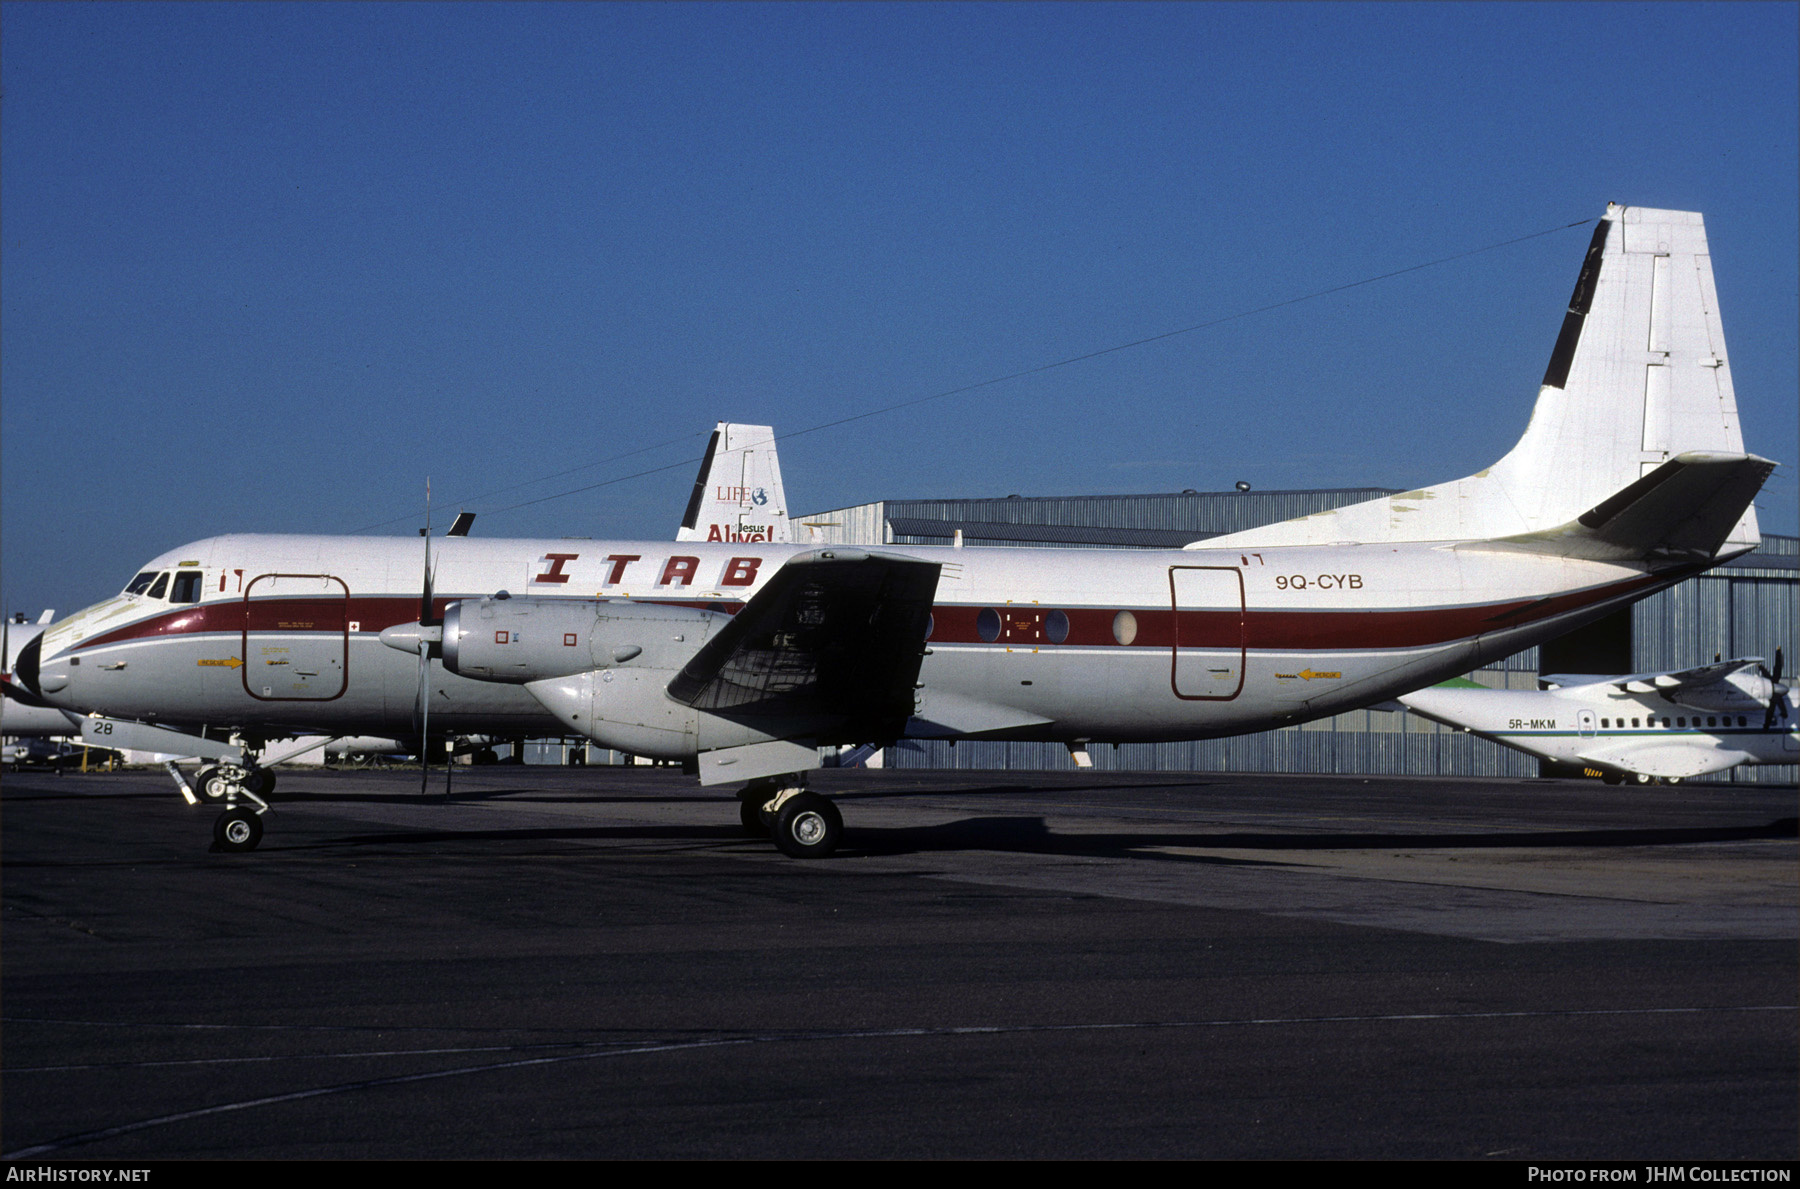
(1045, 609), (1069, 645)
(170, 572), (202, 604)
(977, 608), (1001, 643)
(124, 572), (158, 596)
(1707, 716), (1717, 727)
(146, 573), (169, 600)
(1601, 718), (1609, 729)
(1677, 717), (1686, 728)
(1631, 718), (1640, 728)
(1738, 716), (1747, 727)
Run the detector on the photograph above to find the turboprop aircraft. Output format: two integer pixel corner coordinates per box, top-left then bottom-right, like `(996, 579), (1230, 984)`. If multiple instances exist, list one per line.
(1400, 652), (1796, 783)
(15, 205), (1777, 857)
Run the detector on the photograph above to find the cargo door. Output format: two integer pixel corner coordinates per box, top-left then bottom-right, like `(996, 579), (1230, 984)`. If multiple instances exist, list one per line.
(242, 573), (349, 701)
(1169, 566), (1245, 701)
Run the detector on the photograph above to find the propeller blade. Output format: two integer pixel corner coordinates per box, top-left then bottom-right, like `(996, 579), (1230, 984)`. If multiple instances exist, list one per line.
(1758, 647), (1786, 731)
(419, 480), (433, 797)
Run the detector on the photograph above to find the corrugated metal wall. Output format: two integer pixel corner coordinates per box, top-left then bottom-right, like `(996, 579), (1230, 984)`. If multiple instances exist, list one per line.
(798, 489), (1796, 784)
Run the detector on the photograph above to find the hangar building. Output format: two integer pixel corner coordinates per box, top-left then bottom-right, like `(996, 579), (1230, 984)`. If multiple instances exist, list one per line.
(797, 488), (1798, 784)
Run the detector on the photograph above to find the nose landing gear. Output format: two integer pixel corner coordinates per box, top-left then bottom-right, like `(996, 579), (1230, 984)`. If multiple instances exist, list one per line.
(213, 807), (264, 852)
(170, 762), (273, 853)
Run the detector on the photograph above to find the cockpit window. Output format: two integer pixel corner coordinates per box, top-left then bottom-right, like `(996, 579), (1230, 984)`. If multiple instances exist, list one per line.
(170, 572), (202, 604)
(124, 572), (159, 596)
(146, 573), (170, 600)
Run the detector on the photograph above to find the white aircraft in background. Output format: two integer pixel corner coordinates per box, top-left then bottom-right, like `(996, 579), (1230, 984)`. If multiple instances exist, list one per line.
(676, 422), (793, 544)
(2, 611), (79, 740)
(17, 205), (1777, 857)
(1401, 652), (1795, 783)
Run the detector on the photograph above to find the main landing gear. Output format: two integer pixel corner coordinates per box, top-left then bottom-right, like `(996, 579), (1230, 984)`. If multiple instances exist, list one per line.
(1600, 769), (1682, 786)
(737, 776), (844, 859)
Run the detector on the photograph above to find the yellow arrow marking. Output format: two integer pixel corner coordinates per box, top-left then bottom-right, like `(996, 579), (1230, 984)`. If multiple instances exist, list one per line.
(1299, 668), (1341, 680)
(198, 658), (244, 669)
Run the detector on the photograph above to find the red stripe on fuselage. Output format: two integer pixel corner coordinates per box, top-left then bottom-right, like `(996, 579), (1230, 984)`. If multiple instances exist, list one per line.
(61, 570), (1665, 657)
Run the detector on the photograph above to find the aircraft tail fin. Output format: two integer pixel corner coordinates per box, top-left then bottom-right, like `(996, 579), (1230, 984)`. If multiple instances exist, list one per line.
(675, 423), (794, 544)
(1204, 205), (1760, 555)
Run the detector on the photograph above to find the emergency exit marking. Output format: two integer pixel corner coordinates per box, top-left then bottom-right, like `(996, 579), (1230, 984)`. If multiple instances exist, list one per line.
(564, 633), (578, 647)
(495, 631), (510, 644)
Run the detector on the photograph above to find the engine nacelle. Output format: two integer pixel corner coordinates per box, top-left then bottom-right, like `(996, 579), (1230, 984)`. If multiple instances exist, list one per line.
(440, 595), (811, 771)
(441, 595), (728, 683)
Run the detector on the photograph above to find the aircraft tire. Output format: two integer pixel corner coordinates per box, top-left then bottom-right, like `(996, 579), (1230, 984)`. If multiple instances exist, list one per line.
(196, 766), (232, 800)
(772, 792), (842, 859)
(739, 798), (771, 838)
(243, 768), (275, 797)
(1601, 772), (1624, 785)
(1632, 772), (1654, 785)
(213, 808), (262, 853)
(1665, 776), (1682, 785)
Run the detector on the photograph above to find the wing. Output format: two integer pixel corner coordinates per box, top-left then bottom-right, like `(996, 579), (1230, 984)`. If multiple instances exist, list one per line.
(666, 549), (941, 743)
(1603, 657), (1764, 695)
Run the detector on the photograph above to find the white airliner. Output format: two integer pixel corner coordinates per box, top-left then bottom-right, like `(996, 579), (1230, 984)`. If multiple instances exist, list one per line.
(15, 205), (1777, 857)
(676, 422), (793, 544)
(1401, 653), (1795, 783)
(2, 611), (79, 740)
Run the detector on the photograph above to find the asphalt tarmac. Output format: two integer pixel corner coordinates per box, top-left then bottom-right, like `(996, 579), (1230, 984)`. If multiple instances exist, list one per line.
(3, 763), (1795, 1160)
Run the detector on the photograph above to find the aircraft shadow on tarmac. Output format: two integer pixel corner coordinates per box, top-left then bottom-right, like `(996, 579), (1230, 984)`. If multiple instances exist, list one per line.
(286, 811), (1800, 864)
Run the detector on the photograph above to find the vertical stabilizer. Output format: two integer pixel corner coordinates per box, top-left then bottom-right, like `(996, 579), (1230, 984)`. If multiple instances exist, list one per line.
(675, 423), (794, 544)
(1204, 205), (1758, 551)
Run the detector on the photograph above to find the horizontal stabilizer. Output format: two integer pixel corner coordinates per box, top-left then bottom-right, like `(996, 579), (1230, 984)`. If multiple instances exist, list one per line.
(666, 549), (941, 742)
(1463, 451), (1774, 564)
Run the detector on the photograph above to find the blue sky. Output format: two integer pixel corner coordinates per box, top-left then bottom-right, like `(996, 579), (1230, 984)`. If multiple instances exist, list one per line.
(4, 1), (1796, 615)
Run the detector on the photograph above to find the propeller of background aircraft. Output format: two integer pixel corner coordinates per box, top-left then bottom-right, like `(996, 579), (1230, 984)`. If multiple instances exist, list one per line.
(1761, 647), (1786, 731)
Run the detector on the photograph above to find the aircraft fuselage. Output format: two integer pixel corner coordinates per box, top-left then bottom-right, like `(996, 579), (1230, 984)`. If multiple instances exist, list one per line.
(29, 532), (1695, 750)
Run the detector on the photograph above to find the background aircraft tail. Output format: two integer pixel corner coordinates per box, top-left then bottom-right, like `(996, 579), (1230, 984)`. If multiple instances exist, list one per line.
(676, 423), (794, 544)
(1205, 205), (1762, 554)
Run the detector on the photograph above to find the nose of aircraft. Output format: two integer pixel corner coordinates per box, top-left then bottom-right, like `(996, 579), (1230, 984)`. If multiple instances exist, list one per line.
(13, 634), (45, 697)
(1395, 685), (1481, 725)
